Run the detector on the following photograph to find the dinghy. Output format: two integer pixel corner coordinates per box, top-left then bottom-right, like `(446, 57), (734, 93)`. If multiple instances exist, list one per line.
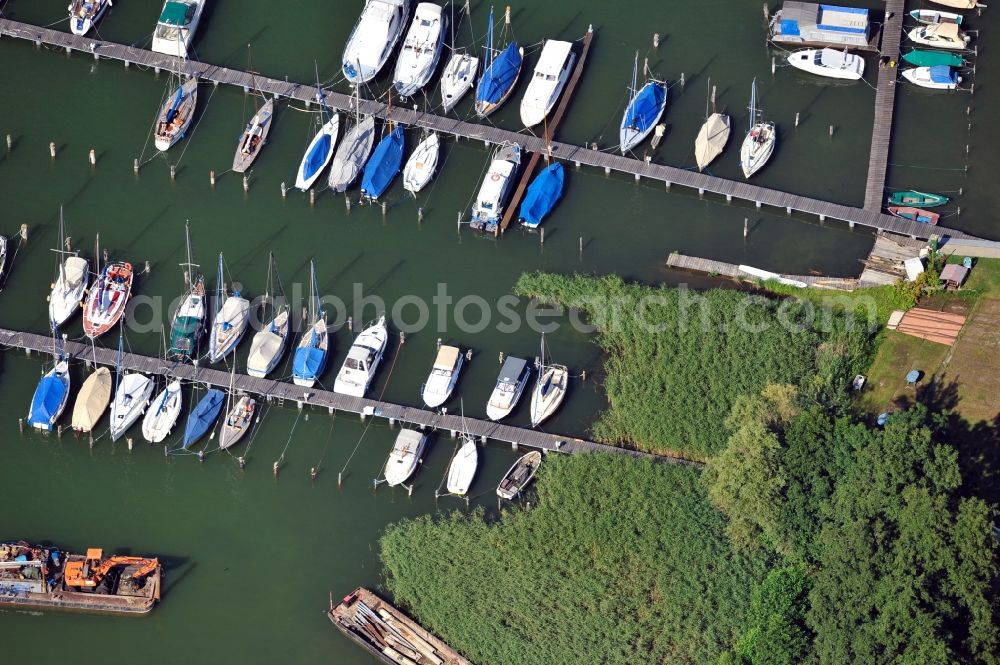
(295, 112), (340, 191)
(887, 190), (950, 207)
(786, 48), (864, 80)
(342, 0), (411, 85)
(908, 23), (970, 50)
(445, 433), (477, 496)
(182, 389), (225, 448)
(739, 78), (776, 179)
(168, 223), (205, 362)
(529, 333), (568, 427)
(71, 367), (112, 434)
(474, 7), (523, 118)
(440, 52), (479, 112)
(469, 142), (521, 232)
(496, 450), (541, 500)
(519, 162), (564, 229)
(402, 132), (441, 194)
(83, 259), (133, 339)
(361, 126), (405, 200)
(142, 380), (183, 444)
(620, 52), (667, 153)
(207, 254), (250, 364)
(334, 316), (389, 398)
(247, 253), (290, 378)
(910, 9), (963, 25)
(328, 112), (376, 193)
(888, 206), (940, 225)
(154, 78), (198, 152)
(902, 65), (961, 90)
(292, 261), (328, 388)
(902, 49), (965, 68)
(232, 98), (274, 173)
(109, 373), (154, 442)
(219, 395), (255, 450)
(394, 3), (447, 98)
(384, 429), (427, 487)
(48, 208), (90, 328)
(28, 360), (71, 432)
(151, 0), (205, 58)
(486, 356), (530, 421)
(519, 39), (575, 128)
(69, 0), (111, 37)
(421, 344), (463, 408)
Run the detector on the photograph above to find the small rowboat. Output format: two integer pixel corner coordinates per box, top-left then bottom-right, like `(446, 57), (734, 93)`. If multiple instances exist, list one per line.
(910, 9), (963, 25)
(496, 451), (542, 500)
(888, 206), (940, 225)
(887, 190), (949, 207)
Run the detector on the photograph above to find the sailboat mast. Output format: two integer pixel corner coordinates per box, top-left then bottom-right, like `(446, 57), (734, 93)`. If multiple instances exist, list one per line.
(486, 6), (494, 69)
(749, 78), (758, 130)
(631, 51), (638, 98)
(308, 260), (318, 325)
(115, 324), (123, 394)
(216, 253), (224, 316)
(704, 77), (711, 120)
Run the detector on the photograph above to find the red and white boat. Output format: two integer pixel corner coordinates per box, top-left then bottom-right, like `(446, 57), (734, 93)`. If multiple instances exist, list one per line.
(83, 261), (134, 339)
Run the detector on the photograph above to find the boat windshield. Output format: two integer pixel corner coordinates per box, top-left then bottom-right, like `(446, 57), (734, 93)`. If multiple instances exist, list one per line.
(346, 357), (368, 372)
(155, 25), (184, 41)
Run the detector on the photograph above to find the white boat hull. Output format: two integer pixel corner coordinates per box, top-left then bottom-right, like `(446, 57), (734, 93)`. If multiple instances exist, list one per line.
(393, 3), (446, 97)
(247, 311), (289, 378)
(440, 53), (479, 112)
(908, 25), (970, 50)
(151, 0), (204, 58)
(446, 439), (478, 496)
(208, 297), (250, 363)
(334, 318), (388, 398)
(530, 364), (568, 427)
(740, 122), (776, 178)
(402, 133), (440, 194)
(785, 48), (864, 80)
(384, 429), (426, 487)
(49, 257), (90, 328)
(902, 67), (961, 90)
(519, 42), (575, 128)
(342, 0), (411, 85)
(296, 116), (341, 191)
(142, 381), (183, 444)
(109, 373), (154, 442)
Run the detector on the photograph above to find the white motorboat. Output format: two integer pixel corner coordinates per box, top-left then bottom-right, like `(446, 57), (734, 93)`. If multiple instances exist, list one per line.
(402, 132), (440, 194)
(908, 23), (971, 50)
(109, 372), (154, 442)
(394, 3), (447, 97)
(486, 356), (530, 421)
(902, 65), (962, 90)
(445, 434), (478, 496)
(207, 254), (250, 364)
(927, 0), (977, 9)
(496, 450), (541, 500)
(154, 78), (198, 152)
(71, 367), (112, 434)
(384, 429), (427, 487)
(247, 254), (289, 378)
(218, 395), (255, 450)
(68, 0), (111, 37)
(142, 380), (183, 444)
(328, 113), (376, 193)
(295, 113), (340, 191)
(334, 315), (389, 398)
(440, 52), (479, 112)
(469, 142), (521, 232)
(342, 0), (412, 85)
(519, 40), (575, 128)
(529, 334), (568, 427)
(739, 78), (776, 179)
(421, 344), (463, 408)
(786, 48), (864, 80)
(48, 208), (90, 328)
(910, 9), (964, 25)
(151, 0), (205, 58)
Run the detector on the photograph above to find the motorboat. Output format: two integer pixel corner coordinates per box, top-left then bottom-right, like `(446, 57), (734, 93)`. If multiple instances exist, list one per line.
(786, 48), (864, 80)
(142, 380), (183, 444)
(48, 209), (89, 328)
(68, 0), (111, 37)
(342, 0), (411, 85)
(182, 389), (225, 448)
(207, 254), (249, 364)
(154, 78), (198, 152)
(109, 372), (154, 442)
(393, 3), (447, 97)
(83, 260), (133, 339)
(910, 8), (963, 25)
(295, 112), (340, 191)
(421, 344), (463, 408)
(739, 78), (776, 179)
(71, 367), (111, 434)
(887, 190), (949, 207)
(519, 39), (575, 128)
(292, 261), (328, 388)
(151, 0), (205, 58)
(518, 162), (564, 229)
(902, 49), (965, 67)
(485, 356), (530, 421)
(496, 450), (541, 500)
(218, 395), (255, 450)
(402, 132), (440, 194)
(329, 112), (376, 193)
(247, 253), (290, 378)
(360, 126), (405, 200)
(232, 98), (274, 173)
(901, 65), (961, 90)
(445, 434), (478, 496)
(168, 223), (205, 362)
(888, 206), (940, 225)
(908, 23), (971, 50)
(927, 0), (977, 8)
(529, 334), (568, 427)
(28, 360), (71, 432)
(334, 315), (388, 398)
(440, 52), (479, 112)
(620, 52), (667, 153)
(469, 142), (521, 232)
(383, 429), (427, 487)
(474, 7), (523, 117)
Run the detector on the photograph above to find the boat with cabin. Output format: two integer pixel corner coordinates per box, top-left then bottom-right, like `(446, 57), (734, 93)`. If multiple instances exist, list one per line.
(908, 23), (971, 50)
(475, 7), (523, 117)
(887, 190), (949, 207)
(334, 316), (389, 398)
(469, 142), (521, 232)
(421, 344), (463, 408)
(519, 162), (564, 229)
(48, 208), (90, 328)
(247, 254), (290, 378)
(902, 49), (966, 67)
(219, 395), (255, 450)
(68, 0), (111, 37)
(519, 39), (575, 128)
(620, 52), (667, 153)
(142, 380), (183, 444)
(739, 78), (776, 179)
(888, 206), (940, 225)
(342, 0), (412, 85)
(152, 0), (204, 57)
(168, 223), (205, 362)
(496, 450), (541, 500)
(486, 356), (530, 421)
(529, 334), (568, 427)
(292, 261), (328, 388)
(361, 125), (405, 200)
(786, 48), (864, 80)
(402, 132), (441, 194)
(441, 52), (480, 111)
(207, 254), (249, 364)
(28, 355), (70, 432)
(108, 331), (154, 442)
(394, 3), (447, 97)
(154, 78), (198, 152)
(71, 367), (112, 434)
(910, 8), (964, 25)
(383, 429), (427, 487)
(83, 259), (133, 339)
(902, 65), (961, 89)
(182, 389), (224, 448)
(927, 0), (977, 8)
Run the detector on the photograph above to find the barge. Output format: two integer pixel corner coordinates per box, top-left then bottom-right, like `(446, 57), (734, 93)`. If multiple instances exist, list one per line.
(0, 541), (161, 615)
(329, 587), (473, 665)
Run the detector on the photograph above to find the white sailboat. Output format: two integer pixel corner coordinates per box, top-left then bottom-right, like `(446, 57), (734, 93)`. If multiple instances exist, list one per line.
(68, 0), (112, 37)
(394, 2), (447, 98)
(48, 207), (90, 328)
(342, 0), (412, 85)
(439, 0), (480, 112)
(421, 344), (463, 408)
(529, 334), (568, 427)
(333, 316), (389, 398)
(619, 52), (668, 154)
(151, 0), (205, 58)
(219, 363), (256, 450)
(292, 261), (328, 388)
(154, 77), (198, 152)
(108, 332), (154, 442)
(142, 380), (183, 444)
(207, 253), (250, 364)
(384, 429), (427, 487)
(445, 404), (477, 496)
(739, 78), (776, 179)
(786, 48), (865, 80)
(694, 78), (730, 171)
(519, 39), (575, 128)
(247, 253), (290, 378)
(402, 132), (441, 194)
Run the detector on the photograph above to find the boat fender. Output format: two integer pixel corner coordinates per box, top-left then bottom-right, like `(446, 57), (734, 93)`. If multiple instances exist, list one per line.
(491, 172), (501, 181)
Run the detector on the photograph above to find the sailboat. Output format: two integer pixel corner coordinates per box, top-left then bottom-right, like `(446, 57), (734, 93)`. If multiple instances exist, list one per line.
(496, 450), (541, 500)
(108, 328), (154, 442)
(218, 365), (255, 450)
(520, 40), (576, 128)
(48, 207), (90, 328)
(440, 1), (480, 112)
(620, 53), (667, 154)
(394, 2), (448, 98)
(383, 429), (428, 487)
(739, 78), (776, 179)
(342, 0), (412, 85)
(328, 90), (377, 193)
(207, 253), (250, 364)
(474, 6), (524, 118)
(181, 389), (225, 449)
(82, 238), (133, 340)
(445, 403), (477, 496)
(232, 97), (274, 173)
(71, 367), (112, 434)
(292, 261), (328, 388)
(361, 125), (405, 201)
(518, 162), (564, 229)
(529, 333), (568, 427)
(247, 253), (290, 378)
(694, 78), (730, 171)
(402, 132), (441, 194)
(333, 316), (388, 398)
(295, 79), (340, 191)
(168, 222), (206, 362)
(154, 77), (198, 152)
(142, 380), (183, 444)
(27, 332), (71, 432)
(68, 0), (111, 37)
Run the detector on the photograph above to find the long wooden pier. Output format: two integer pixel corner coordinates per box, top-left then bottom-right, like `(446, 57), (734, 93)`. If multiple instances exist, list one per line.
(666, 253), (860, 291)
(863, 0), (906, 211)
(0, 17), (982, 242)
(0, 327), (699, 466)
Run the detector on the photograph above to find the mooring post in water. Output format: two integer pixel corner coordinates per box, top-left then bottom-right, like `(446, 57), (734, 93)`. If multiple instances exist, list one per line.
(310, 467), (317, 481)
(273, 461), (279, 476)
(243, 175), (249, 193)
(744, 218), (749, 238)
(653, 32), (660, 49)
(381, 201), (387, 217)
(88, 149), (96, 166)
(133, 158), (139, 174)
(309, 189), (315, 205)
(18, 418), (24, 434)
(348, 316), (353, 332)
(210, 170), (216, 186)
(144, 260), (150, 274)
(795, 112), (800, 127)
(6, 134), (11, 151)
(49, 142), (56, 159)
(498, 351), (505, 365)
(170, 165), (176, 180)
(238, 456), (245, 469)
(417, 207), (423, 223)
(281, 181), (287, 198)
(829, 125), (834, 138)
(540, 228), (545, 245)
(127, 438), (133, 451)
(457, 211), (462, 231)
(771, 57), (775, 75)
(680, 72), (685, 88)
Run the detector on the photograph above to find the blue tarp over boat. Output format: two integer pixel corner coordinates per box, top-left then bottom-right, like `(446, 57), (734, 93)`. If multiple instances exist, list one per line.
(476, 42), (522, 105)
(292, 333), (326, 381)
(623, 81), (667, 135)
(361, 127), (405, 199)
(929, 65), (958, 84)
(28, 369), (69, 430)
(519, 163), (565, 228)
(182, 389), (225, 448)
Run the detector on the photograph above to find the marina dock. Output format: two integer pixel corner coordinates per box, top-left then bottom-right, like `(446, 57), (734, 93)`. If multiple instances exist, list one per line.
(666, 253), (861, 290)
(863, 0), (905, 212)
(0, 17), (982, 243)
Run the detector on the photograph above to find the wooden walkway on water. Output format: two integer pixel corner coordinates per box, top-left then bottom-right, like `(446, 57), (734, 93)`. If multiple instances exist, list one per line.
(666, 253), (860, 291)
(863, 0), (906, 212)
(0, 327), (698, 466)
(0, 16), (983, 242)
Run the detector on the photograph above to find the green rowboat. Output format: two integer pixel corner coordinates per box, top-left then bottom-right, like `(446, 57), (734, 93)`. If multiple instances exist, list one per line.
(902, 50), (964, 68)
(887, 190), (949, 208)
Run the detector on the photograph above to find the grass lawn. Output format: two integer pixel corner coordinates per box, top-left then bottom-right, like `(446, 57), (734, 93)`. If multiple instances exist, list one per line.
(859, 330), (952, 414)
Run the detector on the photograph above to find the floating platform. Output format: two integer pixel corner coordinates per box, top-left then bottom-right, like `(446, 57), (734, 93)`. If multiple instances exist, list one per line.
(769, 2), (879, 51)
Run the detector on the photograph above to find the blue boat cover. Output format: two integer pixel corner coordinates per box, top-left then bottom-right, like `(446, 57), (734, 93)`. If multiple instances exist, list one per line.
(929, 65), (956, 84)
(476, 42), (522, 105)
(361, 127), (405, 199)
(302, 133), (333, 182)
(293, 346), (326, 381)
(182, 389), (225, 448)
(623, 82), (667, 133)
(28, 373), (68, 428)
(519, 163), (565, 228)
